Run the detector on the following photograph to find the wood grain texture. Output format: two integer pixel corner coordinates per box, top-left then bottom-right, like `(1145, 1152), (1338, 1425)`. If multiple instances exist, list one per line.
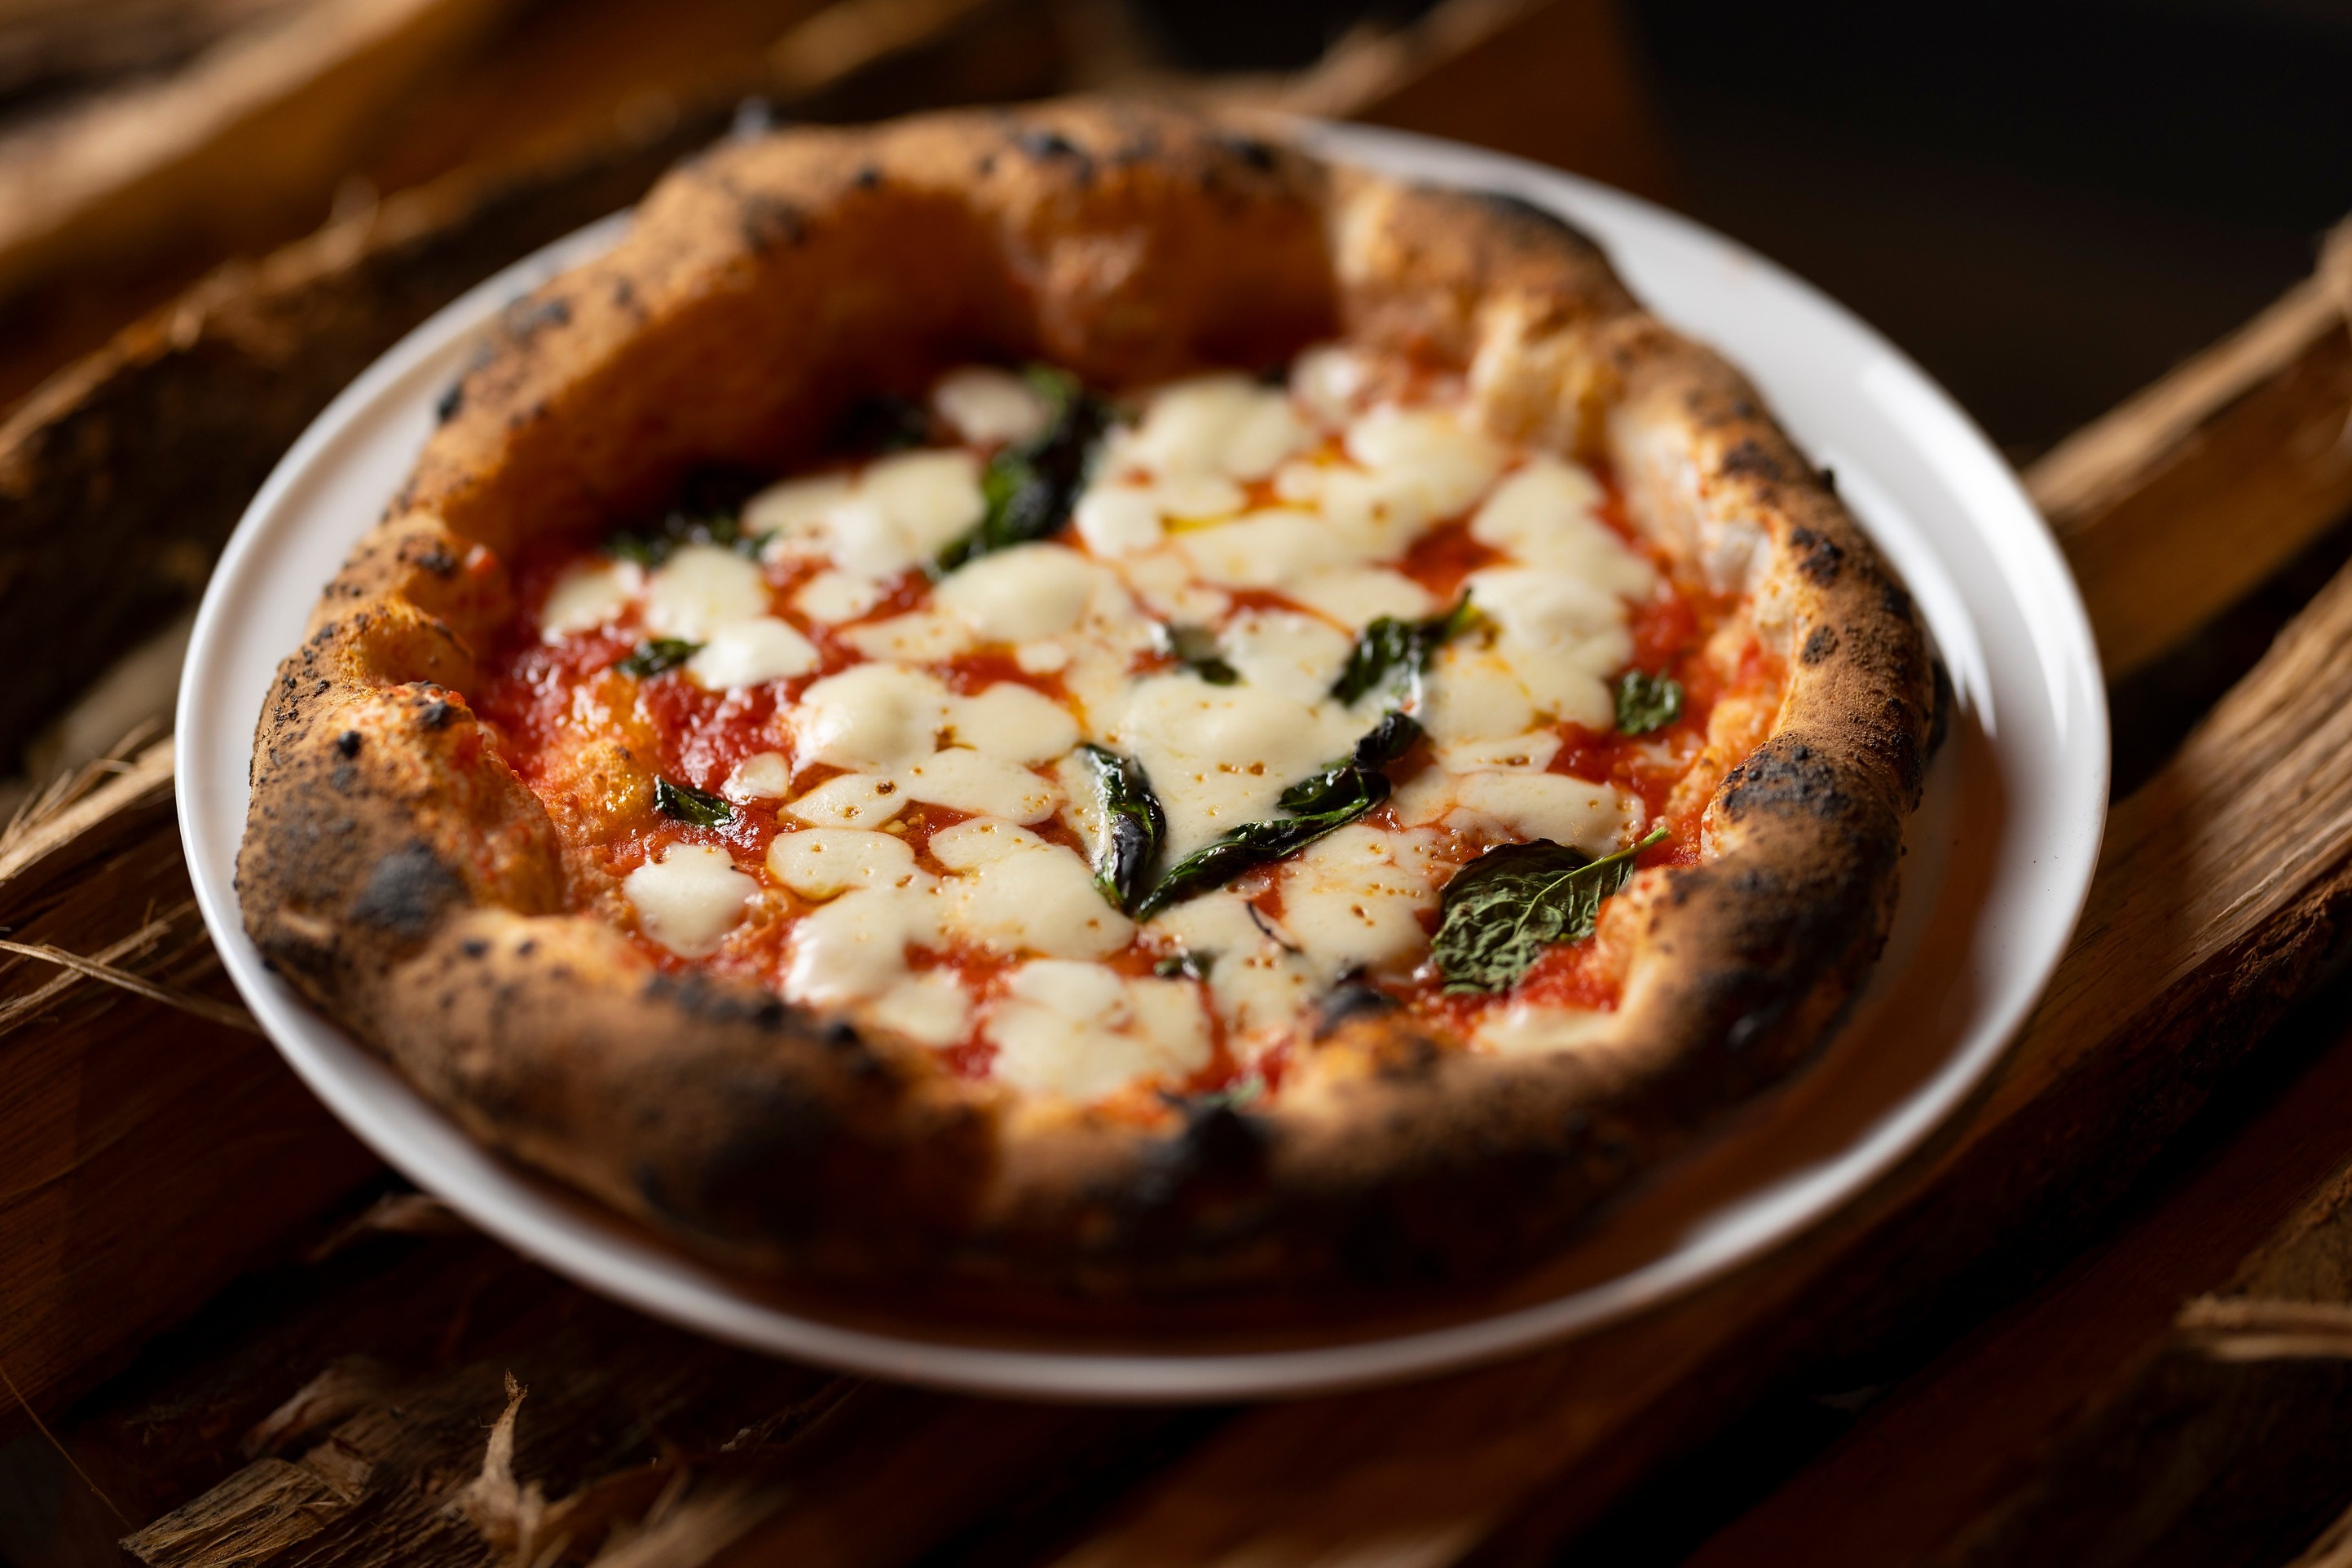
(1683, 985), (2352, 1568)
(0, 748), (379, 1434)
(2034, 219), (2352, 677)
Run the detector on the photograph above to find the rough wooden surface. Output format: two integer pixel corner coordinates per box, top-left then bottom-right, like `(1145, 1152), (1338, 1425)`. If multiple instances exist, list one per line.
(0, 743), (379, 1442)
(2033, 218), (2352, 676)
(1683, 976), (2352, 1568)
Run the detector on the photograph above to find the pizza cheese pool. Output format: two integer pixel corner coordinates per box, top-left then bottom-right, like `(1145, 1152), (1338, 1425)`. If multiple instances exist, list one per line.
(240, 102), (1933, 1297)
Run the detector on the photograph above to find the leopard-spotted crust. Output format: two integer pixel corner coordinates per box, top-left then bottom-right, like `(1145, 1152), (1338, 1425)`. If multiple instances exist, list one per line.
(239, 100), (1934, 1297)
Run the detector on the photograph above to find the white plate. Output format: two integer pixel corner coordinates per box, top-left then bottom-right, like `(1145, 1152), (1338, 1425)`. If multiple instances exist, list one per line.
(177, 123), (2107, 1402)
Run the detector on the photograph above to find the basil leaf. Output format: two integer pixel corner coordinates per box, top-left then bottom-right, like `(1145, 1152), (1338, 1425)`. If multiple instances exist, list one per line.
(1134, 717), (1413, 919)
(1277, 711), (1422, 813)
(1077, 743), (1165, 913)
(1164, 623), (1238, 685)
(1615, 670), (1685, 735)
(1329, 594), (1478, 706)
(654, 777), (733, 827)
(936, 366), (1112, 571)
(614, 638), (701, 678)
(1153, 950), (1205, 980)
(1432, 825), (1669, 993)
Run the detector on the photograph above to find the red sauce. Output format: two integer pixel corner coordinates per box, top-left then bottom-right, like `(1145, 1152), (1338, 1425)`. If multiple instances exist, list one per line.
(469, 412), (1784, 1100)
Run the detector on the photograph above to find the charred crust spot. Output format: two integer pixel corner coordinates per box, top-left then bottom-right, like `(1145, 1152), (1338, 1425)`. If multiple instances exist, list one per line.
(1818, 465), (1839, 495)
(413, 544), (457, 578)
(1720, 440), (1783, 483)
(1134, 1100), (1270, 1212)
(350, 843), (462, 940)
(1218, 133), (1277, 171)
(1800, 625), (1840, 666)
(738, 193), (807, 253)
(1315, 982), (1398, 1037)
(517, 940), (536, 957)
(1019, 128), (1082, 161)
(1788, 526), (1845, 585)
(1881, 577), (1916, 621)
(645, 973), (791, 1031)
(334, 730), (362, 757)
(460, 938), (489, 958)
(852, 164), (883, 190)
(1720, 738), (1848, 824)
(417, 698), (455, 730)
(504, 296), (572, 340)
(434, 382), (464, 423)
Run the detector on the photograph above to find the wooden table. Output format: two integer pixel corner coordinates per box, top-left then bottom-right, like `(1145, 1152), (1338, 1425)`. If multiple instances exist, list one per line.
(6, 3), (2352, 1563)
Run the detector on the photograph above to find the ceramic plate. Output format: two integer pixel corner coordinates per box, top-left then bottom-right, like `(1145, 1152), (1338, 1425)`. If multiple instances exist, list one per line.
(178, 122), (2107, 1401)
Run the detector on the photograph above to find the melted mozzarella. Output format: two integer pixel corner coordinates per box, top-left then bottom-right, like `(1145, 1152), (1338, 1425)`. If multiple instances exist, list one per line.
(948, 683), (1080, 762)
(1275, 824), (1442, 980)
(688, 616), (818, 688)
(1398, 770), (1638, 856)
(540, 561), (636, 640)
(932, 819), (1134, 958)
(793, 569), (883, 624)
(790, 664), (949, 772)
(935, 544), (1102, 642)
(1471, 456), (1655, 596)
(932, 365), (1047, 445)
(783, 772), (908, 830)
(984, 961), (1211, 1102)
(1147, 891), (1316, 1045)
(723, 750), (794, 803)
(624, 844), (756, 958)
(840, 609), (971, 663)
(1174, 509), (1357, 591)
(1218, 610), (1353, 705)
(767, 829), (926, 898)
(868, 973), (971, 1046)
(642, 545), (769, 641)
(752, 450), (983, 579)
(900, 748), (1059, 823)
(1121, 374), (1309, 482)
(1109, 673), (1356, 861)
(782, 886), (936, 1005)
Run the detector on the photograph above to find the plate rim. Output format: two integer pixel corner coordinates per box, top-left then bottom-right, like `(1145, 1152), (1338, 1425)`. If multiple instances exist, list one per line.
(176, 120), (2109, 1402)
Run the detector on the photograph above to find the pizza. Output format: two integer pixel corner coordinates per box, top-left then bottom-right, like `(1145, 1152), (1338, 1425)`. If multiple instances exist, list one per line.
(239, 101), (1934, 1299)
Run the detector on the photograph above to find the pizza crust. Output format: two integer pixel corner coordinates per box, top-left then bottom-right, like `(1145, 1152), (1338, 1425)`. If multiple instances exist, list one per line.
(240, 101), (1934, 1297)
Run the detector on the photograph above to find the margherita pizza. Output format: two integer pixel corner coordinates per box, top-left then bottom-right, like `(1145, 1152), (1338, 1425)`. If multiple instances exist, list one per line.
(240, 102), (1934, 1298)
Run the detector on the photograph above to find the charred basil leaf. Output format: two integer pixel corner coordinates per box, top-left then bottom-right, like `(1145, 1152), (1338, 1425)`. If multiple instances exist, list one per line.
(1615, 670), (1685, 735)
(1077, 743), (1165, 914)
(1134, 716), (1416, 920)
(1431, 826), (1669, 993)
(1164, 623), (1238, 685)
(614, 638), (701, 678)
(936, 366), (1113, 571)
(654, 777), (733, 827)
(1329, 594), (1478, 706)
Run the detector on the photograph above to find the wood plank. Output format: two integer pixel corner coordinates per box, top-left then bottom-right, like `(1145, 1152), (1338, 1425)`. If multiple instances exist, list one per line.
(0, 0), (524, 306)
(1680, 985), (2352, 1568)
(2033, 218), (2352, 677)
(0, 747), (380, 1432)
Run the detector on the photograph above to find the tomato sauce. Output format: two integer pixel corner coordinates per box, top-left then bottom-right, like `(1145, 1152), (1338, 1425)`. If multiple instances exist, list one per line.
(469, 419), (1782, 1102)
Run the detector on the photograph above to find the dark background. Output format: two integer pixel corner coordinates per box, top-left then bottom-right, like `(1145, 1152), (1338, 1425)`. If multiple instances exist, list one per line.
(1148, 0), (2352, 461)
